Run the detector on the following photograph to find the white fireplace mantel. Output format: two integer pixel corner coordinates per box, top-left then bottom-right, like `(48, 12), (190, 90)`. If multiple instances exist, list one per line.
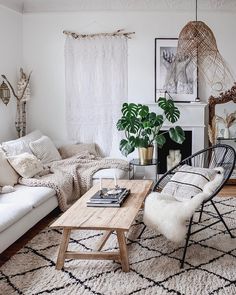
(147, 102), (208, 154)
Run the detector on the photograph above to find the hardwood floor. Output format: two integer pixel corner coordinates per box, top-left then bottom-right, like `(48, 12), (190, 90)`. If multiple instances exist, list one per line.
(0, 185), (235, 267)
(218, 184), (236, 197)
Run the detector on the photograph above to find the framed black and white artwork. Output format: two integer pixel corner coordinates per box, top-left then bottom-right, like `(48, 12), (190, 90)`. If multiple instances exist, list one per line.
(155, 38), (198, 102)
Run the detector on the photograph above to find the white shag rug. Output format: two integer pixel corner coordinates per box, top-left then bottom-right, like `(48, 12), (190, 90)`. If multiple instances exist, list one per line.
(1, 197), (236, 295)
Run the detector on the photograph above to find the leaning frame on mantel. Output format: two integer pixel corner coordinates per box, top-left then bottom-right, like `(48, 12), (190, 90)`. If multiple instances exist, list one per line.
(209, 83), (236, 184)
(209, 83), (236, 124)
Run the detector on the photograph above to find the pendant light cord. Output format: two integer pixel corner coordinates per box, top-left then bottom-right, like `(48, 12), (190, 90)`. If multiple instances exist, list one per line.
(195, 0), (198, 21)
(195, 0), (199, 100)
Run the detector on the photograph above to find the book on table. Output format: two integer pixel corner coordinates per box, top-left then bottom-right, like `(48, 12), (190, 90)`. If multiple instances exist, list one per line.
(86, 187), (130, 207)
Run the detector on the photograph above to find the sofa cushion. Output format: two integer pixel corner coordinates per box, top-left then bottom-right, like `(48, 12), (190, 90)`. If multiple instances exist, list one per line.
(30, 136), (61, 164)
(0, 185), (56, 208)
(8, 153), (44, 178)
(2, 130), (43, 156)
(0, 203), (32, 233)
(0, 148), (19, 187)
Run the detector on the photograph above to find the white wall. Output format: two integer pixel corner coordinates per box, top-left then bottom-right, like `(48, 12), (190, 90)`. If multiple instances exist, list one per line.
(22, 10), (236, 142)
(0, 6), (22, 142)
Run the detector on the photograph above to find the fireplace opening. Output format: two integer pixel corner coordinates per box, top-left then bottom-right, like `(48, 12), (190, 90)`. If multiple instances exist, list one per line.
(157, 131), (192, 174)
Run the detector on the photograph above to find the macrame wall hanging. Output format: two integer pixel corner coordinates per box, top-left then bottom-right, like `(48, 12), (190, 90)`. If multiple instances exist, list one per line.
(171, 0), (234, 93)
(64, 29), (134, 156)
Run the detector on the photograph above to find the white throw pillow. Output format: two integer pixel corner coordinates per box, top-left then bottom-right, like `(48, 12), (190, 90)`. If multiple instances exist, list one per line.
(0, 148), (19, 186)
(29, 136), (62, 164)
(2, 130), (43, 156)
(8, 153), (44, 178)
(2, 140), (32, 156)
(162, 164), (219, 201)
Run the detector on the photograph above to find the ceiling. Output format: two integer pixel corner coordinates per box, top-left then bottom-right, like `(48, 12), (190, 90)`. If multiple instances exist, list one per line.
(1, 0), (236, 14)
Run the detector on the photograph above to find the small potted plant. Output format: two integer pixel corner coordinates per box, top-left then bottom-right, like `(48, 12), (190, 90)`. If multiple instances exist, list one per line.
(116, 97), (185, 164)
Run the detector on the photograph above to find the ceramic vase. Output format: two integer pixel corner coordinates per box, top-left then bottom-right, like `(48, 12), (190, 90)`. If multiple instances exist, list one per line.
(223, 127), (230, 139)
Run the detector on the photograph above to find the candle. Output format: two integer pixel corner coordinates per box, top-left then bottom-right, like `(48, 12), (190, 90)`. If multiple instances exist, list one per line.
(100, 177), (102, 191)
(114, 174), (117, 187)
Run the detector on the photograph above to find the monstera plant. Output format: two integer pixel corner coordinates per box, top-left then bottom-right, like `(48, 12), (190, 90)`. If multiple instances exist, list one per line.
(116, 97), (185, 160)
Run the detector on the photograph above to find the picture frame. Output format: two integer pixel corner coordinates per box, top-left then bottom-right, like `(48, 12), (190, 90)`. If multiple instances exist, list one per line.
(155, 38), (198, 102)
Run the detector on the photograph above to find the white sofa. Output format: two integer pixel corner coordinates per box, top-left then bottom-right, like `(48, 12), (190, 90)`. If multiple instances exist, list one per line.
(0, 185), (58, 253)
(0, 133), (128, 254)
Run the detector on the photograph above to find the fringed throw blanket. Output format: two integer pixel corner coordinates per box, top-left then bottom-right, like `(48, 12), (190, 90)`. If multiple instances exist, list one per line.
(19, 152), (129, 211)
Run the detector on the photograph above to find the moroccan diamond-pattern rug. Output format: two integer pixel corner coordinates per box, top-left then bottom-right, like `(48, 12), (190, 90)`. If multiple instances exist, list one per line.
(1, 197), (236, 295)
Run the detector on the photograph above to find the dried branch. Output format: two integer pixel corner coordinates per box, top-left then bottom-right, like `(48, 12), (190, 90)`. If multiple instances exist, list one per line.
(19, 71), (32, 101)
(215, 115), (225, 124)
(63, 29), (135, 39)
(216, 111), (236, 128)
(2, 69), (32, 138)
(225, 111), (236, 127)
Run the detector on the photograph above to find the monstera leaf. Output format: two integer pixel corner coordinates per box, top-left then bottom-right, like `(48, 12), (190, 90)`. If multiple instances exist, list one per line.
(158, 97), (180, 123)
(169, 126), (186, 144)
(117, 103), (143, 134)
(155, 133), (166, 148)
(117, 116), (140, 134)
(121, 103), (139, 117)
(138, 104), (149, 118)
(119, 139), (135, 157)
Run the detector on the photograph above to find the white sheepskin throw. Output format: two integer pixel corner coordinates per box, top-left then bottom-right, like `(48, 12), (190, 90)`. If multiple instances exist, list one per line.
(143, 167), (224, 243)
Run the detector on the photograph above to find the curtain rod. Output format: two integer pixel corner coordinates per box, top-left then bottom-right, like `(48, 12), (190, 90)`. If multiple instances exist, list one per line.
(63, 29), (135, 39)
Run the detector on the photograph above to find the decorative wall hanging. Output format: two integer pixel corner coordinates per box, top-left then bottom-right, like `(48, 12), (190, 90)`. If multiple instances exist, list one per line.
(174, 0), (234, 92)
(2, 68), (32, 138)
(155, 38), (197, 102)
(64, 29), (134, 156)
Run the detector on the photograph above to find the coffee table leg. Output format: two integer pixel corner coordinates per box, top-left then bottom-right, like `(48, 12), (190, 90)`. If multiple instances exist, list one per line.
(56, 228), (71, 270)
(117, 230), (129, 272)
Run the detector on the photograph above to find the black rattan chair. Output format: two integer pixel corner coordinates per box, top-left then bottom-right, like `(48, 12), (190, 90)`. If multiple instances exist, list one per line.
(140, 144), (236, 268)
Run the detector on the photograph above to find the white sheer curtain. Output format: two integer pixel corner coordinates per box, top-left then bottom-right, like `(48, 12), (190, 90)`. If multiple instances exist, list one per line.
(65, 35), (128, 156)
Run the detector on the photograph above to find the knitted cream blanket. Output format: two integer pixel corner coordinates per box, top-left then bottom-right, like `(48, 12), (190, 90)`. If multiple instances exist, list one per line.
(19, 152), (129, 211)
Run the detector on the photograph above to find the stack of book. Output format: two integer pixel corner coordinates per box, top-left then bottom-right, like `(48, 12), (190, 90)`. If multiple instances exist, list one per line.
(86, 187), (130, 207)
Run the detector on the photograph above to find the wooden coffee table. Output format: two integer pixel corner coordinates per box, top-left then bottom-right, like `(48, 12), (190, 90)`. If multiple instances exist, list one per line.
(50, 179), (153, 272)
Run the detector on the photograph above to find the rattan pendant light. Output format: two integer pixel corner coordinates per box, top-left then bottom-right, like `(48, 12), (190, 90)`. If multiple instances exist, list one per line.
(175, 0), (234, 92)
